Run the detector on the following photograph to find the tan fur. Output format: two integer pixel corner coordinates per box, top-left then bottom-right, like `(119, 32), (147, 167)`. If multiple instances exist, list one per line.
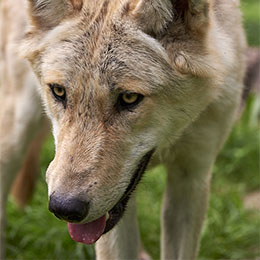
(0, 0), (246, 259)
(71, 0), (83, 10)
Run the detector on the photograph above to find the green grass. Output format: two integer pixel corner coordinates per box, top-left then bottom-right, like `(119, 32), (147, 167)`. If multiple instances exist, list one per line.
(241, 0), (260, 46)
(5, 1), (260, 259)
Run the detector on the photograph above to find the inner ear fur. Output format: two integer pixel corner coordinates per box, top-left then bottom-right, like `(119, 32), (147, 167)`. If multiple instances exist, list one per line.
(28, 0), (83, 30)
(128, 0), (173, 34)
(173, 0), (210, 33)
(128, 0), (210, 35)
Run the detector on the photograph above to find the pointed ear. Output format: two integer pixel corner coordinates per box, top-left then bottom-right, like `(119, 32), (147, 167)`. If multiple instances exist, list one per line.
(128, 0), (173, 35)
(27, 0), (83, 30)
(128, 0), (210, 35)
(172, 0), (210, 33)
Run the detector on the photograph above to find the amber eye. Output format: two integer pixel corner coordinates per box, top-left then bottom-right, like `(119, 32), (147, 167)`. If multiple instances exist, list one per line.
(53, 86), (65, 97)
(121, 93), (139, 104)
(49, 84), (66, 102)
(117, 92), (144, 111)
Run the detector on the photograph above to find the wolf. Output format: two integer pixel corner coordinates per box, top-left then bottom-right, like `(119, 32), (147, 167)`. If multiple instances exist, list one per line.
(0, 0), (247, 259)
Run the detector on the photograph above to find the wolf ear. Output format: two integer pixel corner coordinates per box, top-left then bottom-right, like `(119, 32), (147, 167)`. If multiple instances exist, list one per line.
(128, 0), (210, 35)
(128, 0), (173, 35)
(27, 0), (83, 29)
(172, 0), (210, 32)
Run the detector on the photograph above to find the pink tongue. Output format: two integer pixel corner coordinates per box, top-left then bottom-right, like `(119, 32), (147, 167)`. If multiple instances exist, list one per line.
(67, 215), (106, 244)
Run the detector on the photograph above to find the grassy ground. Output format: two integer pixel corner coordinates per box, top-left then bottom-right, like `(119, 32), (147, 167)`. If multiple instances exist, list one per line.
(5, 0), (260, 259)
(242, 0), (260, 46)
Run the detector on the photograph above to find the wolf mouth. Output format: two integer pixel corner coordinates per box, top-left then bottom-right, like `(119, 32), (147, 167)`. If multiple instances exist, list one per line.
(67, 148), (155, 244)
(103, 148), (155, 234)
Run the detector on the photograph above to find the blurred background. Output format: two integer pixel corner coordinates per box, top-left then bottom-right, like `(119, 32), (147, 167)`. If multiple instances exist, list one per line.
(5, 0), (260, 259)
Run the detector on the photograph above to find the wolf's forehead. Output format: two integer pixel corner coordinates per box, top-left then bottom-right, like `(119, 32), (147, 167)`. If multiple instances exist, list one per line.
(42, 1), (173, 90)
(44, 24), (172, 86)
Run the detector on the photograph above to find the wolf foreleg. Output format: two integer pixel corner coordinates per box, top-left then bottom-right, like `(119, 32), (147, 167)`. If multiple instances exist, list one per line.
(95, 195), (140, 260)
(161, 164), (211, 259)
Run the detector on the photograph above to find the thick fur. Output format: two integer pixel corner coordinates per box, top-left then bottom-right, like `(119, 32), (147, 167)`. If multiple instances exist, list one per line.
(0, 0), (246, 259)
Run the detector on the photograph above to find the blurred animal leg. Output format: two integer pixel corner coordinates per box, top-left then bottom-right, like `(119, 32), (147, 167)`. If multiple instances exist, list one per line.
(11, 120), (49, 208)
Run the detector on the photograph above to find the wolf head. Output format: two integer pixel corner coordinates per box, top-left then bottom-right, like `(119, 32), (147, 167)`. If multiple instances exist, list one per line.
(21, 0), (222, 243)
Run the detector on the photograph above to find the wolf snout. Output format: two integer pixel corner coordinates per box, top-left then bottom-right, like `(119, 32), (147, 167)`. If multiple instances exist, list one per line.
(49, 194), (89, 223)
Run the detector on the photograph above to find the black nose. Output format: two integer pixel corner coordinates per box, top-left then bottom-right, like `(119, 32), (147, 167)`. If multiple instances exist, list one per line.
(49, 194), (89, 222)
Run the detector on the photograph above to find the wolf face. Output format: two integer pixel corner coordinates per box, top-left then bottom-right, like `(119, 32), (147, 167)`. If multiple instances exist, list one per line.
(21, 0), (221, 244)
